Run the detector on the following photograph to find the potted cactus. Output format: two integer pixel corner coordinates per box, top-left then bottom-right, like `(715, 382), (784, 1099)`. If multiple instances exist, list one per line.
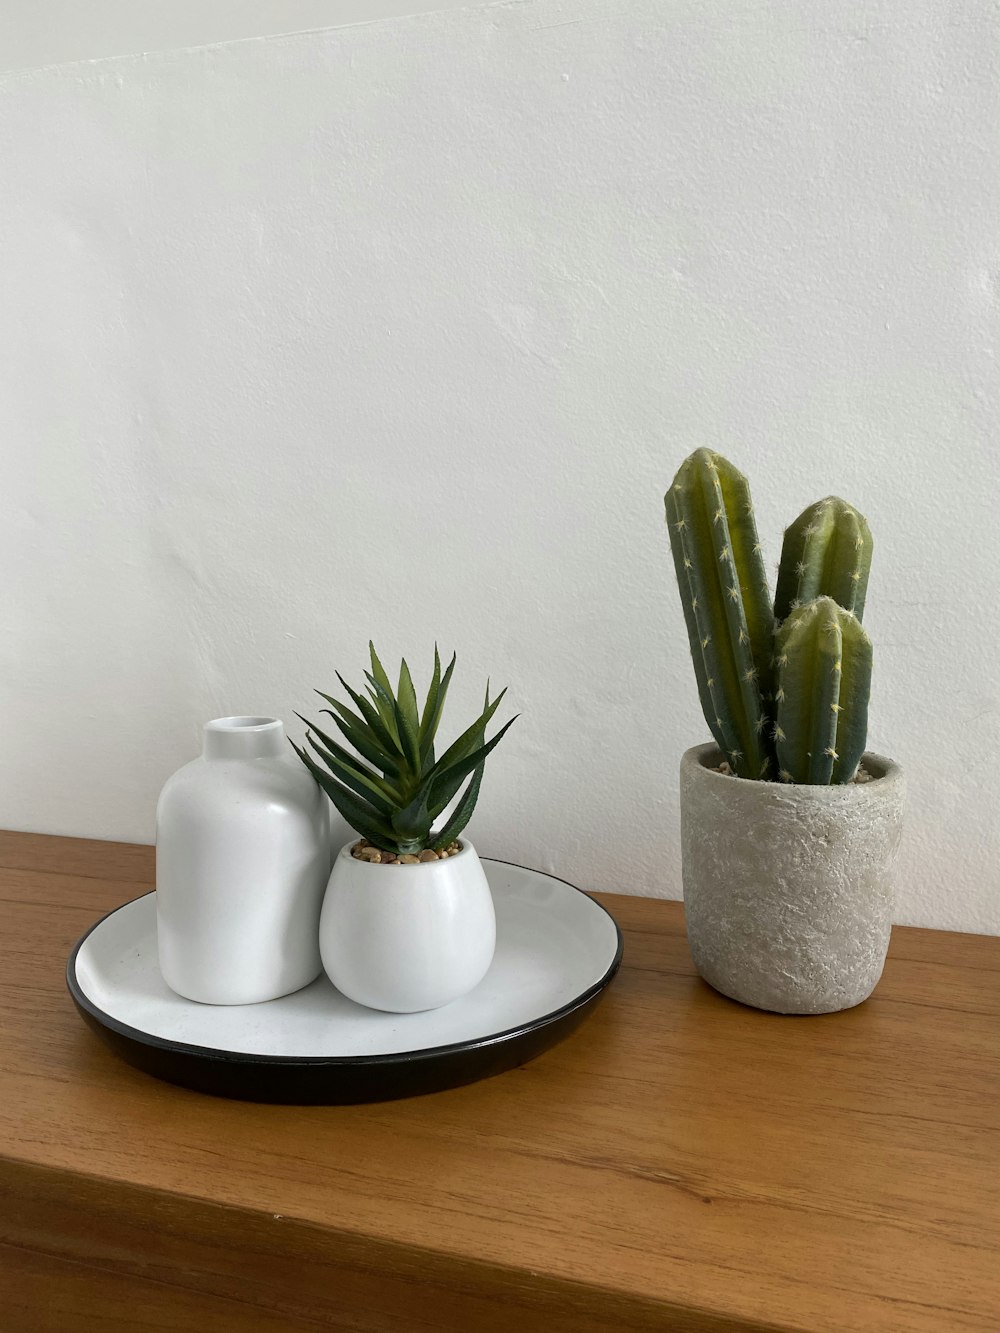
(293, 644), (517, 1012)
(665, 449), (905, 1015)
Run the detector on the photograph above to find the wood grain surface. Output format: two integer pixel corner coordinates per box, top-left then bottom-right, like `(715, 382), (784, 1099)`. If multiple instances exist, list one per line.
(1, 831), (998, 1332)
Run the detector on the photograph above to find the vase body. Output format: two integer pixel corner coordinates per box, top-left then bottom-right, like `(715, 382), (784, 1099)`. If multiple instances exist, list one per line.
(320, 840), (496, 1013)
(156, 716), (332, 1005)
(680, 744), (905, 1014)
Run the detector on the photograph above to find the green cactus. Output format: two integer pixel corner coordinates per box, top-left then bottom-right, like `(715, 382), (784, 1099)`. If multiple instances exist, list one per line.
(773, 596), (872, 784)
(665, 448), (776, 779)
(774, 496), (873, 625)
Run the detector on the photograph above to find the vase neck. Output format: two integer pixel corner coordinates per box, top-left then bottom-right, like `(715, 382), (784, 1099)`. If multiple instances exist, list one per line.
(203, 716), (285, 760)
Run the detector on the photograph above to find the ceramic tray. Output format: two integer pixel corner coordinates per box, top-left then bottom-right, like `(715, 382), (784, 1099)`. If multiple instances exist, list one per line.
(67, 859), (623, 1104)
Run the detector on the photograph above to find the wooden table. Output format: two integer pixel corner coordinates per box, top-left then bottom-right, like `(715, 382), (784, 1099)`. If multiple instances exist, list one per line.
(1, 830), (998, 1332)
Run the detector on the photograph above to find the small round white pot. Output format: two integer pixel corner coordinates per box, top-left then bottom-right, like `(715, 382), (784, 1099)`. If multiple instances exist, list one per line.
(680, 743), (906, 1015)
(156, 716), (334, 1005)
(320, 840), (496, 1013)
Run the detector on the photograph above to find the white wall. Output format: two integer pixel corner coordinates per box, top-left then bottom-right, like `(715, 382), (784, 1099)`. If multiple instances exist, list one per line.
(0, 0), (479, 74)
(2, 0), (998, 933)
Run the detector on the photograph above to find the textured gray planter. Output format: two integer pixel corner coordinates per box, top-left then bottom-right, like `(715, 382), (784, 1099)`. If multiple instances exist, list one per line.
(680, 743), (905, 1014)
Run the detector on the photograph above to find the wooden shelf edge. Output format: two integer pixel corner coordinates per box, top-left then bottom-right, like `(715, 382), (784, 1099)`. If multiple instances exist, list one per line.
(0, 1156), (788, 1333)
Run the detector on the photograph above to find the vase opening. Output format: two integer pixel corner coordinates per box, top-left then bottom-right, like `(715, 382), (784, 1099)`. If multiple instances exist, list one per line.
(209, 716), (279, 731)
(204, 716), (284, 760)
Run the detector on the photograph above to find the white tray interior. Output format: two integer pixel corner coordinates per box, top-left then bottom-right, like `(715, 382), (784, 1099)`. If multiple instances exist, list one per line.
(74, 860), (620, 1058)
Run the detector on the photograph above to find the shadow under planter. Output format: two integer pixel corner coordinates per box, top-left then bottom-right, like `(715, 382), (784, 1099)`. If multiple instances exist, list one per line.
(679, 744), (906, 1015)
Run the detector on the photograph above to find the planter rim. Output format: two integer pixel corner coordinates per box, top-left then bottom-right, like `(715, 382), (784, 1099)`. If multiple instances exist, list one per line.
(681, 742), (903, 798)
(336, 836), (477, 869)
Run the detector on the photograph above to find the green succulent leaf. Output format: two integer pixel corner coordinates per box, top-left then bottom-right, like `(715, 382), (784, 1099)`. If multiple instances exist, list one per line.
(294, 645), (516, 851)
(429, 714), (518, 813)
(389, 792), (432, 842)
(291, 741), (396, 847)
(397, 658), (419, 731)
(419, 648), (456, 761)
(433, 687), (507, 776)
(296, 713), (397, 790)
(364, 673), (411, 765)
(421, 647), (442, 737)
(300, 726), (400, 816)
(366, 643), (401, 736)
(392, 693), (422, 775)
(332, 676), (404, 760)
(431, 764), (484, 850)
(318, 706), (402, 779)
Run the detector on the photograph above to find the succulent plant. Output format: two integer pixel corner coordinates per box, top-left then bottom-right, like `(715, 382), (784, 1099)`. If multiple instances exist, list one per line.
(773, 597), (872, 783)
(292, 644), (517, 857)
(665, 448), (776, 780)
(774, 497), (873, 625)
(666, 449), (876, 785)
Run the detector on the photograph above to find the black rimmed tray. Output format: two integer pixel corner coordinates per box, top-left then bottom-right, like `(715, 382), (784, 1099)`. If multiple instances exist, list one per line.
(67, 858), (623, 1104)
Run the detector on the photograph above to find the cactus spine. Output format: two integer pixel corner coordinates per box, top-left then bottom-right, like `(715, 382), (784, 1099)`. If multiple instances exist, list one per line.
(773, 596), (872, 784)
(774, 496), (873, 625)
(665, 449), (775, 779)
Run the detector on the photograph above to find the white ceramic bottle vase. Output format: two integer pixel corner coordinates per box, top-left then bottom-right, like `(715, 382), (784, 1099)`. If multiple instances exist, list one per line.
(156, 716), (331, 1005)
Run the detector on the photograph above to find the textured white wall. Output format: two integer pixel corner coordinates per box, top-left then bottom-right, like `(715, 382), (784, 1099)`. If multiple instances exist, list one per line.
(0, 0), (478, 74)
(2, 0), (998, 932)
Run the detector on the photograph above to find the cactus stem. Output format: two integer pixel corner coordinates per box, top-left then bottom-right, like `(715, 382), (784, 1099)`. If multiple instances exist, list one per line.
(665, 449), (776, 779)
(774, 496), (873, 625)
(773, 595), (871, 784)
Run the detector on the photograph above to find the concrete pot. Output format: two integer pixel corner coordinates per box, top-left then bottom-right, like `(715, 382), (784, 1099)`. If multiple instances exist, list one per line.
(679, 743), (905, 1014)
